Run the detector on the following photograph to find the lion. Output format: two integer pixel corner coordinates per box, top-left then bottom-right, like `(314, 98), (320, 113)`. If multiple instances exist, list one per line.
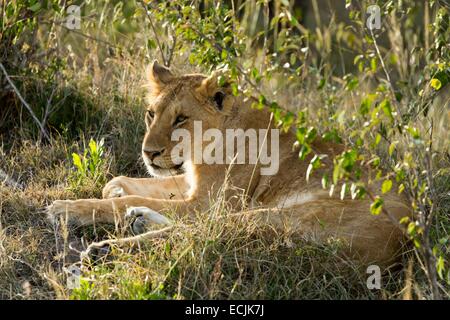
(48, 60), (410, 265)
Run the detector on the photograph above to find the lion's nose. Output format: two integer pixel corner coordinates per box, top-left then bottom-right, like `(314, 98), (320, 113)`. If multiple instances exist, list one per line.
(143, 148), (165, 161)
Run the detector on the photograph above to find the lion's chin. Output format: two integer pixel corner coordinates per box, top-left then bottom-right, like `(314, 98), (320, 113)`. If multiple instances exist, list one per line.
(146, 163), (184, 177)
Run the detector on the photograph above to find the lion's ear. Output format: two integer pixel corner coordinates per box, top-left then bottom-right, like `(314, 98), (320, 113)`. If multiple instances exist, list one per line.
(197, 70), (229, 96)
(197, 70), (233, 113)
(147, 60), (174, 94)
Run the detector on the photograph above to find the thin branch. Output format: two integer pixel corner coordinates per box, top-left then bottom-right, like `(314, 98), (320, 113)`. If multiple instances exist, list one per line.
(80, 225), (173, 262)
(166, 26), (177, 67)
(0, 62), (50, 141)
(40, 83), (57, 141)
(370, 28), (404, 121)
(41, 20), (119, 49)
(139, 0), (168, 66)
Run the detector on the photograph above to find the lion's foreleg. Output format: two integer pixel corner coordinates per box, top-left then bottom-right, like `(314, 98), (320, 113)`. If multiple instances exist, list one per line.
(48, 196), (194, 226)
(102, 175), (189, 200)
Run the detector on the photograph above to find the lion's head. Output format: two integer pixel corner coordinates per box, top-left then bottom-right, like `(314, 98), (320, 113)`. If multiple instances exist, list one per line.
(142, 61), (237, 177)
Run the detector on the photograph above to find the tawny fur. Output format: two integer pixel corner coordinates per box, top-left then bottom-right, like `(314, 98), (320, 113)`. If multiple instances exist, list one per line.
(48, 61), (411, 265)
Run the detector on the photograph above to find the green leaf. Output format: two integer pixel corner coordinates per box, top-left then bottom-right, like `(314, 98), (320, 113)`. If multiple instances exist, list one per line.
(388, 141), (398, 156)
(147, 39), (157, 49)
(374, 133), (381, 147)
(258, 94), (267, 107)
(370, 197), (384, 215)
(380, 99), (394, 121)
(281, 112), (294, 132)
(296, 127), (306, 144)
(221, 49), (228, 60)
(407, 126), (421, 140)
(72, 153), (83, 171)
(358, 187), (367, 199)
(321, 174), (329, 189)
(89, 139), (97, 156)
(381, 179), (393, 194)
(345, 0), (352, 9)
(353, 54), (363, 65)
(322, 129), (342, 143)
(413, 238), (421, 248)
(360, 94), (375, 116)
(436, 255), (445, 279)
(406, 221), (416, 236)
(341, 149), (357, 172)
(230, 83), (239, 96)
(399, 216), (410, 224)
(89, 161), (95, 174)
(218, 75), (226, 87)
(332, 163), (341, 185)
(251, 67), (259, 80)
(251, 101), (263, 110)
(270, 102), (280, 113)
(370, 57), (377, 72)
(344, 75), (359, 91)
(317, 78), (326, 90)
(28, 3), (42, 12)
(306, 155), (322, 182)
(305, 127), (317, 142)
(350, 183), (366, 200)
(430, 78), (442, 90)
(298, 144), (311, 160)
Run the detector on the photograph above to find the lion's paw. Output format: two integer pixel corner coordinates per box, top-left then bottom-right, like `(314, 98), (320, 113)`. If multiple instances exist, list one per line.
(102, 177), (131, 199)
(125, 206), (172, 235)
(102, 184), (127, 199)
(46, 200), (76, 225)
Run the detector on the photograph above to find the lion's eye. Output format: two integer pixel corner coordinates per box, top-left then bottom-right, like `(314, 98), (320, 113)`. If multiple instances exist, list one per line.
(174, 115), (188, 127)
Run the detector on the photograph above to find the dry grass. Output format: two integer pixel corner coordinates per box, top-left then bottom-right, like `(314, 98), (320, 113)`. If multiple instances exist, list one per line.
(0, 75), (442, 299)
(0, 149), (411, 300)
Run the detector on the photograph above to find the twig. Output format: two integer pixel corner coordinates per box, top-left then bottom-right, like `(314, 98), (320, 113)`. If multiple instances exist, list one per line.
(80, 225), (173, 261)
(40, 20), (119, 49)
(370, 28), (404, 121)
(166, 25), (177, 67)
(139, 0), (168, 66)
(0, 62), (50, 141)
(40, 83), (57, 141)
